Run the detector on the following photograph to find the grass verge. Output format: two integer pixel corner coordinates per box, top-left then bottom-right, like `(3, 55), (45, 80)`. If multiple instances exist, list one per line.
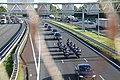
(3, 47), (16, 78)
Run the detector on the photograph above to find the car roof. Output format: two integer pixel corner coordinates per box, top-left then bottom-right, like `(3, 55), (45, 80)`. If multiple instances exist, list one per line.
(77, 64), (90, 66)
(53, 29), (57, 30)
(54, 32), (59, 34)
(48, 26), (51, 27)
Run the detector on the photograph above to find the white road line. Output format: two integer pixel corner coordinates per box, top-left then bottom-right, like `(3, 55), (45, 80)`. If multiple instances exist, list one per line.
(29, 34), (38, 73)
(99, 75), (105, 80)
(61, 59), (64, 63)
(68, 76), (71, 80)
(37, 32), (41, 80)
(29, 74), (33, 77)
(83, 58), (88, 62)
(54, 43), (56, 46)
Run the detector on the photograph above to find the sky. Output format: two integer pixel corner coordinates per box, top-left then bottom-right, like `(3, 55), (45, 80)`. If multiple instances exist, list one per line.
(0, 0), (98, 3)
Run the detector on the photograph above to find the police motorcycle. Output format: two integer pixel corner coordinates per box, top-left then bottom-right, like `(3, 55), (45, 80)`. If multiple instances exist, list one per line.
(66, 39), (82, 58)
(62, 45), (70, 58)
(66, 39), (72, 47)
(57, 41), (70, 58)
(74, 47), (82, 58)
(57, 41), (64, 51)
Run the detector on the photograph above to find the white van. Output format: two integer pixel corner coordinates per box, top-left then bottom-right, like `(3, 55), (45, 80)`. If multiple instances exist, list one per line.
(0, 15), (7, 24)
(96, 18), (109, 29)
(0, 19), (7, 24)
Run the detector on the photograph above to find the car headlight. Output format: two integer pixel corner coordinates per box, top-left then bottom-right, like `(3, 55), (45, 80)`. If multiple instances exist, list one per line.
(92, 75), (96, 77)
(79, 75), (84, 78)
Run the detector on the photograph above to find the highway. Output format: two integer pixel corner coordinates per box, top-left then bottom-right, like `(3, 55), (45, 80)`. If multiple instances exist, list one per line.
(0, 24), (20, 49)
(39, 22), (120, 80)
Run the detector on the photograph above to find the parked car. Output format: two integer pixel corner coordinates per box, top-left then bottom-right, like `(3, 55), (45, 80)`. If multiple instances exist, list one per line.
(84, 20), (94, 24)
(56, 18), (62, 22)
(0, 19), (7, 24)
(75, 64), (96, 80)
(72, 18), (79, 22)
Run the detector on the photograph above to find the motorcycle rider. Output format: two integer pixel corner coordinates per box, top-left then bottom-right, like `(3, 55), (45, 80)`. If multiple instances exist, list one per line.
(66, 39), (71, 45)
(63, 44), (67, 51)
(76, 47), (82, 53)
(57, 41), (62, 47)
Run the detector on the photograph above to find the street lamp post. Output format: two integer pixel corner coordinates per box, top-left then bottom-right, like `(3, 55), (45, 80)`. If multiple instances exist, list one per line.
(98, 12), (100, 36)
(82, 8), (85, 31)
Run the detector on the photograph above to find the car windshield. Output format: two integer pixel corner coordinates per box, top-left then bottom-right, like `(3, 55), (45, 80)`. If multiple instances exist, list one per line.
(53, 30), (57, 32)
(55, 33), (61, 36)
(48, 26), (51, 28)
(79, 65), (91, 72)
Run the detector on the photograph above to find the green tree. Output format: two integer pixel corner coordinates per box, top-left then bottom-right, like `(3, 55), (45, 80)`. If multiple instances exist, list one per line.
(74, 6), (78, 12)
(50, 4), (57, 11)
(78, 6), (83, 12)
(0, 6), (7, 12)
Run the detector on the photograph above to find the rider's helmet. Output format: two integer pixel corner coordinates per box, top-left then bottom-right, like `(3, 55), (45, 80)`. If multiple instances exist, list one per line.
(67, 39), (70, 42)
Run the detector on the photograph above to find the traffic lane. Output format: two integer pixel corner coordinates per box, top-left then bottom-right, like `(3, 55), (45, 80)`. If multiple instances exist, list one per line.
(54, 26), (120, 80)
(41, 27), (98, 80)
(46, 22), (120, 80)
(40, 59), (53, 80)
(0, 24), (20, 48)
(21, 36), (37, 80)
(42, 25), (102, 80)
(51, 23), (120, 80)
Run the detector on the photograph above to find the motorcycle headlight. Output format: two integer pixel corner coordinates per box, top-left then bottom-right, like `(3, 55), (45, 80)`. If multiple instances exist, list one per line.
(79, 75), (84, 78)
(92, 75), (96, 77)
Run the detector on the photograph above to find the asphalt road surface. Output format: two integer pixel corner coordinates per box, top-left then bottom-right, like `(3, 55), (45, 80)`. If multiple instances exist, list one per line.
(38, 22), (120, 80)
(0, 24), (20, 49)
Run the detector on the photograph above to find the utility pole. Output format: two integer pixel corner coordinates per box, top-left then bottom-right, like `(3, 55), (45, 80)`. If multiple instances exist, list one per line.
(82, 8), (85, 31)
(97, 12), (100, 36)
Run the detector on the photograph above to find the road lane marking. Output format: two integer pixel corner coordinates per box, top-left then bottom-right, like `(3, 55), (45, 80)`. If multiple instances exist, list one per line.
(54, 43), (56, 46)
(99, 75), (105, 80)
(29, 74), (33, 77)
(29, 34), (38, 73)
(64, 38), (66, 41)
(68, 76), (71, 80)
(83, 58), (88, 62)
(37, 32), (41, 80)
(61, 59), (64, 63)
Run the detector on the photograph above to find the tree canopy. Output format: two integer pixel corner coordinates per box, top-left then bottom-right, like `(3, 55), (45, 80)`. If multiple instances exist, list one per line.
(0, 6), (7, 12)
(50, 4), (57, 11)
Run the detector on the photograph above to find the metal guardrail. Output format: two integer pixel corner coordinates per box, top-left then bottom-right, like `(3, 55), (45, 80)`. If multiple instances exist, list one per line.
(10, 22), (29, 80)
